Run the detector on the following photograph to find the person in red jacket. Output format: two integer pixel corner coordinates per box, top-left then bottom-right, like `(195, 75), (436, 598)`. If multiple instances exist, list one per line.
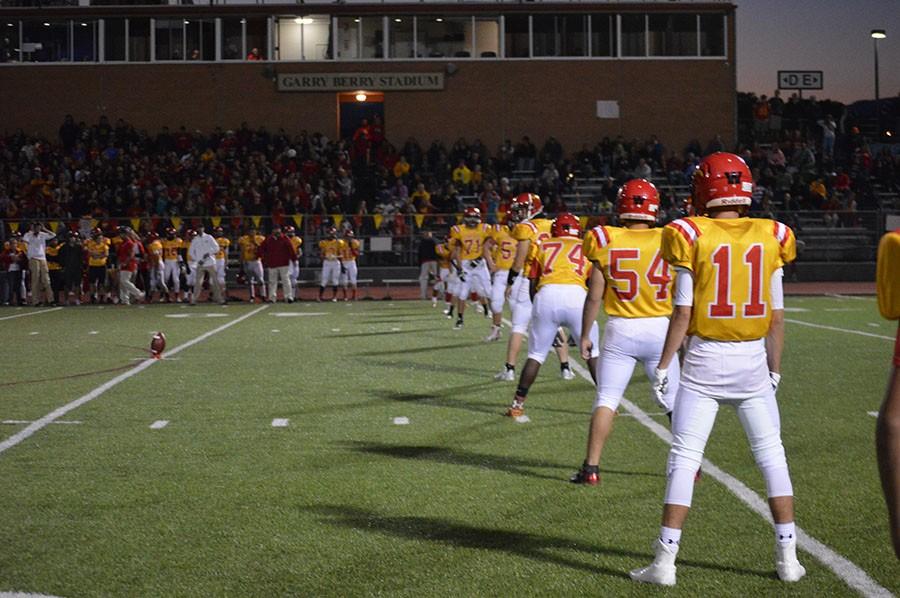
(259, 226), (297, 303)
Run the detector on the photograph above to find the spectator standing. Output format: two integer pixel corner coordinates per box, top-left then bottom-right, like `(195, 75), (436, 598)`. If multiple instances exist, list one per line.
(818, 115), (837, 163)
(259, 225), (296, 303)
(22, 221), (56, 306)
(116, 227), (145, 305)
(189, 224), (224, 305)
(60, 232), (85, 305)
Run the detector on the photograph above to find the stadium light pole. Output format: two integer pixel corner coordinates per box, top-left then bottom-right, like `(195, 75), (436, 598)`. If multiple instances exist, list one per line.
(872, 29), (886, 136)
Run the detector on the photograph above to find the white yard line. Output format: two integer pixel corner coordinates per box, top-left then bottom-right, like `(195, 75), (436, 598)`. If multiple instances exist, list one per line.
(0, 306), (62, 321)
(2, 420), (82, 425)
(0, 305), (268, 456)
(825, 294), (875, 302)
(785, 318), (894, 342)
(502, 317), (891, 597)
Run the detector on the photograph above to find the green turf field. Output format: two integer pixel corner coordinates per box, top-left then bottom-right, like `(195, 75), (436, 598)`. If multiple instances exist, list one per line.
(0, 296), (896, 597)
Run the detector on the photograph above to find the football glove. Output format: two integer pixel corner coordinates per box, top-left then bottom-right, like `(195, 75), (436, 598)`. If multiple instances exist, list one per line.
(457, 267), (466, 282)
(769, 371), (781, 393)
(653, 368), (669, 408)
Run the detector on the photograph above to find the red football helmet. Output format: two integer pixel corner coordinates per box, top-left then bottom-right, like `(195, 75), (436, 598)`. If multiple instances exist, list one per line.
(463, 206), (482, 226)
(91, 227), (102, 237)
(617, 179), (660, 223)
(344, 229), (355, 238)
(326, 226), (337, 237)
(284, 225), (295, 235)
(551, 212), (581, 238)
(214, 226), (224, 235)
(510, 193), (542, 223)
(691, 152), (753, 214)
(187, 229), (198, 238)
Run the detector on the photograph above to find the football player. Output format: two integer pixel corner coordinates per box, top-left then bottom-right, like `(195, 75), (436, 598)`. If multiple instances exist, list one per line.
(238, 226), (266, 302)
(448, 207), (492, 329)
(482, 214), (518, 342)
(160, 227), (183, 302)
(85, 227), (111, 304)
(145, 231), (167, 302)
(876, 228), (900, 558)
(630, 153), (803, 586)
(496, 193), (574, 381)
(286, 225), (303, 298)
(504, 213), (600, 418)
(435, 238), (456, 317)
(318, 226), (344, 302)
(214, 226), (231, 298)
(572, 179), (679, 485)
(339, 229), (361, 301)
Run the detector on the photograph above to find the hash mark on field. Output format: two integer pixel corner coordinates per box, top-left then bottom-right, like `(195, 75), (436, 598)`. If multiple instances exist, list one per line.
(783, 307), (809, 312)
(869, 411), (879, 418)
(393, 417), (410, 425)
(826, 293), (875, 301)
(89, 330), (99, 335)
(514, 415), (530, 424)
(868, 323), (881, 328)
(332, 328), (341, 332)
(29, 331), (39, 335)
(271, 329), (280, 333)
(824, 308), (861, 312)
(149, 420), (169, 429)
(391, 327), (401, 331)
(271, 418), (289, 428)
(271, 312), (326, 317)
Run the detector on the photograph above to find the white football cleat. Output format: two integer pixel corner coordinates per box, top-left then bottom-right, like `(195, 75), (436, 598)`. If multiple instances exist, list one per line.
(630, 539), (678, 586)
(494, 368), (515, 382)
(775, 540), (806, 582)
(484, 327), (502, 342)
(561, 367), (576, 380)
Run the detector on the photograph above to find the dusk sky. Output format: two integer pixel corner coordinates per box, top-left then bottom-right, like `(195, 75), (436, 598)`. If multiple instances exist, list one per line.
(735, 0), (900, 104)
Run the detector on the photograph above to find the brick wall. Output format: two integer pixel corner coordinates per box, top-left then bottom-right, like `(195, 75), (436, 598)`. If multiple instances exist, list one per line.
(0, 59), (734, 155)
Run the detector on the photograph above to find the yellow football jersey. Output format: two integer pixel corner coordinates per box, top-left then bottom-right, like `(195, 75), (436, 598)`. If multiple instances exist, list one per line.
(319, 238), (344, 260)
(237, 234), (265, 261)
(147, 239), (163, 265)
(662, 216), (796, 342)
(878, 229), (900, 320)
(289, 236), (303, 257)
(533, 236), (591, 291)
(84, 237), (110, 267)
(512, 218), (553, 271)
(161, 238), (183, 261)
(46, 244), (62, 271)
(215, 236), (231, 260)
(490, 224), (517, 271)
(584, 226), (673, 319)
(450, 223), (491, 260)
(340, 238), (360, 262)
(435, 243), (452, 269)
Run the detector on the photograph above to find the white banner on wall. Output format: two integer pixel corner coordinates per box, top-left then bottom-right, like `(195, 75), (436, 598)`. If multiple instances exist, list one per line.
(277, 72), (445, 92)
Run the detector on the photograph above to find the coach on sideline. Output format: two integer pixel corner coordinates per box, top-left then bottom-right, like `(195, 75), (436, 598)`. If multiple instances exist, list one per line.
(22, 221), (56, 306)
(259, 226), (297, 303)
(189, 224), (224, 305)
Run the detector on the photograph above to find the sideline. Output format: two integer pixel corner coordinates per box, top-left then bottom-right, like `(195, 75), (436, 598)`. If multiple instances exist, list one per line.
(0, 305), (269, 456)
(501, 316), (891, 597)
(785, 318), (895, 342)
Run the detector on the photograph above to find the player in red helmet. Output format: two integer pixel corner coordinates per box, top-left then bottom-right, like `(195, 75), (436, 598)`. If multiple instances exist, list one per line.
(572, 178), (679, 486)
(318, 225), (344, 302)
(496, 192), (575, 381)
(448, 206), (492, 328)
(504, 212), (599, 417)
(631, 153), (802, 586)
(482, 212), (518, 342)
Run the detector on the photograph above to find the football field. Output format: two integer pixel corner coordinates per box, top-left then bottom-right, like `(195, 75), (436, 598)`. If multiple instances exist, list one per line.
(0, 295), (897, 597)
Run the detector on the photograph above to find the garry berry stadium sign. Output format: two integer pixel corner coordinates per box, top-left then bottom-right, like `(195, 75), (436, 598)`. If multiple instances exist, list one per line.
(277, 72), (444, 92)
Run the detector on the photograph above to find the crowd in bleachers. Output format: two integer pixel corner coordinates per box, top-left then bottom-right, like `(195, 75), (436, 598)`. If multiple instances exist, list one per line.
(0, 98), (897, 239)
